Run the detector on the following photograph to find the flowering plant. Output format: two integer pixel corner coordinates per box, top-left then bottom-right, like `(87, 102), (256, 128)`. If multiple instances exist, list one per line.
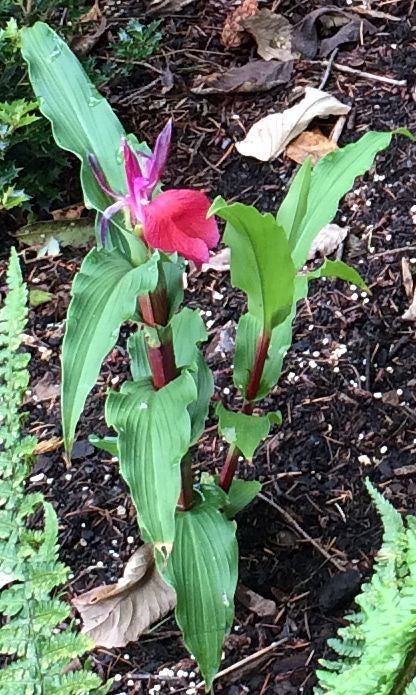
(21, 22), (412, 689)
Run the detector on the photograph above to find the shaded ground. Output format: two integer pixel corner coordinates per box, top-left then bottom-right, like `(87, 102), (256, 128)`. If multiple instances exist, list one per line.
(2, 0), (416, 692)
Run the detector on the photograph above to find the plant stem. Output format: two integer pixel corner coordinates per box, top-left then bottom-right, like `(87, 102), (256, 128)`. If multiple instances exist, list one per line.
(392, 640), (416, 695)
(219, 331), (271, 493)
(138, 274), (194, 510)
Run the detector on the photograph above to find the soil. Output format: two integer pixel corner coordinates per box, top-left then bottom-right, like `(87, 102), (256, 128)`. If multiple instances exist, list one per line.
(2, 0), (416, 693)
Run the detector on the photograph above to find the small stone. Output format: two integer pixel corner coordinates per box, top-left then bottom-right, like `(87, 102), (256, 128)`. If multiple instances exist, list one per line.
(380, 445), (388, 454)
(373, 392), (383, 399)
(30, 473), (45, 483)
(127, 536), (134, 544)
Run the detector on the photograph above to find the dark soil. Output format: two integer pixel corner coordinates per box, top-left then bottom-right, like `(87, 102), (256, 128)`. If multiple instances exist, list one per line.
(2, 0), (416, 693)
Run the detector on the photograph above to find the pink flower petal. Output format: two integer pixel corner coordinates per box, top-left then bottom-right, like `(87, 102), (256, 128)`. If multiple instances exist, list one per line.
(122, 138), (142, 202)
(148, 120), (172, 188)
(142, 189), (219, 264)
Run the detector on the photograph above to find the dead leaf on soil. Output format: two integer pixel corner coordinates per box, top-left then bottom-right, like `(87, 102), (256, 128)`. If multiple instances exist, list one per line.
(401, 257), (414, 302)
(191, 59), (293, 95)
(236, 584), (277, 617)
(72, 544), (176, 648)
(242, 10), (298, 62)
(236, 86), (350, 161)
(286, 128), (338, 165)
(71, 17), (107, 57)
(33, 437), (63, 455)
(80, 1), (101, 22)
(307, 223), (349, 260)
(402, 290), (416, 321)
(221, 0), (258, 49)
(147, 0), (195, 14)
(293, 7), (376, 59)
(32, 376), (60, 403)
(201, 247), (230, 272)
(51, 203), (85, 220)
(17, 219), (95, 254)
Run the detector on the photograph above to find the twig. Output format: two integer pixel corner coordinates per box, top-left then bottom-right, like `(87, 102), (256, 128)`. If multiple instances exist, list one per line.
(350, 6), (403, 22)
(194, 638), (289, 690)
(372, 245), (416, 259)
(319, 48), (338, 90)
(321, 61), (407, 87)
(258, 493), (345, 571)
(331, 115), (347, 144)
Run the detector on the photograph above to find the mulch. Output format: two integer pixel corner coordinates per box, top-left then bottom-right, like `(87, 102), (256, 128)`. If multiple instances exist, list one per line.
(2, 0), (416, 692)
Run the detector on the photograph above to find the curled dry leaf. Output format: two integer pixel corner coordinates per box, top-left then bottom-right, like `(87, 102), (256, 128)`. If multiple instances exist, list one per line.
(33, 437), (63, 455)
(201, 247), (230, 272)
(236, 584), (277, 617)
(286, 129), (338, 165)
(221, 0), (258, 49)
(242, 10), (297, 62)
(293, 7), (376, 59)
(236, 87), (350, 161)
(307, 223), (349, 260)
(191, 59), (293, 95)
(72, 544), (176, 648)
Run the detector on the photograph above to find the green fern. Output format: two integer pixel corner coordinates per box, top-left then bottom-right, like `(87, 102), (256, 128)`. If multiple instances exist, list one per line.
(315, 480), (416, 695)
(0, 249), (108, 694)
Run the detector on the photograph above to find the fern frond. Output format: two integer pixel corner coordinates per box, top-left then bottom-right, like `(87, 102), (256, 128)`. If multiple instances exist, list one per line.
(315, 480), (416, 695)
(0, 250), (109, 694)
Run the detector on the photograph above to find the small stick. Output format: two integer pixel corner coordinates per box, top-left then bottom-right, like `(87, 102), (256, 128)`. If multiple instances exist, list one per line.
(322, 61), (407, 87)
(372, 245), (416, 259)
(258, 493), (345, 571)
(319, 47), (338, 90)
(331, 115), (347, 144)
(194, 638), (289, 690)
(350, 6), (402, 22)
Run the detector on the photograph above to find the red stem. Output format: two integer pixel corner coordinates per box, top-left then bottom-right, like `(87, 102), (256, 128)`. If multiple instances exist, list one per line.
(219, 331), (271, 493)
(138, 285), (193, 509)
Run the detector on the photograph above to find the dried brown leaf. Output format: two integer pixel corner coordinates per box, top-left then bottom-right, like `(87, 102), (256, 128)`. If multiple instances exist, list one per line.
(293, 7), (376, 59)
(401, 257), (414, 302)
(72, 545), (176, 648)
(236, 87), (350, 161)
(221, 0), (258, 49)
(80, 1), (101, 22)
(32, 375), (60, 403)
(147, 0), (195, 14)
(402, 291), (416, 321)
(33, 437), (63, 455)
(286, 129), (338, 165)
(201, 248), (230, 272)
(71, 17), (107, 57)
(307, 223), (349, 260)
(191, 59), (293, 95)
(237, 584), (277, 617)
(242, 10), (297, 62)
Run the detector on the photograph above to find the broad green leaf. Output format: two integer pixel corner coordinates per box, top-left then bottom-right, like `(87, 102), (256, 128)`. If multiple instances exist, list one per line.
(225, 479), (261, 518)
(128, 308), (213, 443)
(276, 156), (312, 240)
(234, 276), (308, 399)
(163, 498), (238, 690)
(306, 258), (368, 291)
(21, 23), (126, 237)
(291, 130), (410, 269)
(210, 197), (296, 334)
(215, 402), (280, 460)
(88, 435), (118, 457)
(62, 248), (158, 453)
(163, 257), (185, 319)
(105, 372), (197, 550)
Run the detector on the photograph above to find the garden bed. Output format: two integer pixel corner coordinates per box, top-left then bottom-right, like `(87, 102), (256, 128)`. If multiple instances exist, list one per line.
(2, 0), (416, 692)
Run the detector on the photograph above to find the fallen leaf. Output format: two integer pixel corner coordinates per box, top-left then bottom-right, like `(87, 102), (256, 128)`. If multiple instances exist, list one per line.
(402, 291), (416, 321)
(221, 0), (258, 49)
(236, 87), (350, 161)
(80, 1), (101, 22)
(32, 375), (60, 402)
(51, 203), (85, 220)
(29, 289), (54, 307)
(33, 437), (63, 455)
(307, 224), (349, 260)
(17, 218), (95, 252)
(71, 17), (107, 57)
(73, 545), (176, 648)
(192, 59), (293, 95)
(243, 10), (297, 62)
(236, 584), (277, 617)
(201, 247), (230, 272)
(286, 129), (338, 165)
(401, 257), (414, 302)
(147, 0), (195, 13)
(293, 8), (376, 59)
(206, 321), (236, 360)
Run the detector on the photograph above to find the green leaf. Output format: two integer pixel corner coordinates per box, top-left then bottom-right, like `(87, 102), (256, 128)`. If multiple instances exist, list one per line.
(276, 156), (312, 240)
(306, 258), (369, 291)
(170, 308), (208, 367)
(88, 435), (118, 457)
(216, 402), (280, 460)
(163, 499), (238, 690)
(234, 276), (308, 399)
(290, 131), (405, 269)
(21, 23), (126, 235)
(62, 248), (158, 453)
(225, 478), (261, 518)
(29, 289), (53, 307)
(210, 197), (296, 334)
(187, 352), (213, 444)
(105, 372), (197, 550)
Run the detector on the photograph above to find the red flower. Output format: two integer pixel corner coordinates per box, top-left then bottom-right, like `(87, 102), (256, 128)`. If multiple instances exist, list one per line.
(89, 121), (219, 265)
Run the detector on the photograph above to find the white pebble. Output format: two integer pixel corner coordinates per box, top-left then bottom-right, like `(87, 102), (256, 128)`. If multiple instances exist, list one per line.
(397, 388), (403, 396)
(351, 293), (358, 301)
(373, 392), (383, 399)
(223, 387), (230, 395)
(380, 445), (388, 454)
(65, 473), (72, 481)
(114, 674), (122, 682)
(127, 536), (134, 544)
(30, 473), (45, 483)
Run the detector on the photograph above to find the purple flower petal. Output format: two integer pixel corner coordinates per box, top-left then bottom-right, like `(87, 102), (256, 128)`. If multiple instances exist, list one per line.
(122, 138), (143, 203)
(100, 199), (126, 245)
(148, 119), (172, 188)
(88, 154), (121, 199)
